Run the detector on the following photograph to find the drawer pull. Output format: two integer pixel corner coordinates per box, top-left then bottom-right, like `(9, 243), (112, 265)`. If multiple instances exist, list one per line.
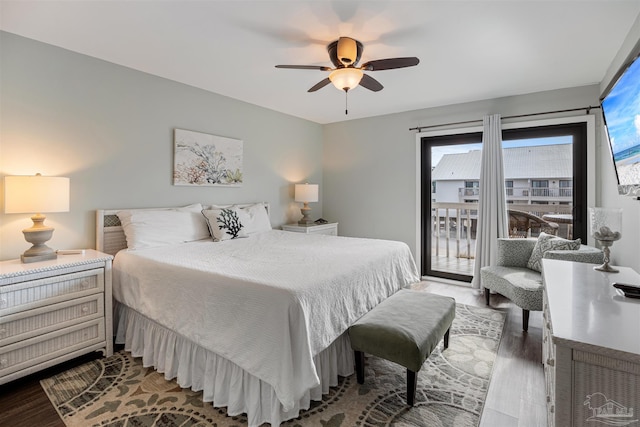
(547, 395), (551, 403)
(80, 280), (90, 289)
(0, 299), (6, 308)
(547, 358), (555, 367)
(81, 305), (89, 314)
(0, 328), (5, 337)
(550, 405), (554, 414)
(0, 358), (7, 368)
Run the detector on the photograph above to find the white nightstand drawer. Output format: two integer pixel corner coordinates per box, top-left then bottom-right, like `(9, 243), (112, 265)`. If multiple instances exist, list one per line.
(282, 222), (338, 236)
(0, 294), (104, 347)
(0, 269), (104, 316)
(0, 318), (105, 378)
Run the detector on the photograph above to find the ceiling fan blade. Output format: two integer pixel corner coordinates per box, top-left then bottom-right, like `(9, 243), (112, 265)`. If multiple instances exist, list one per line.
(359, 74), (384, 92)
(361, 57), (420, 71)
(275, 65), (331, 71)
(308, 78), (331, 92)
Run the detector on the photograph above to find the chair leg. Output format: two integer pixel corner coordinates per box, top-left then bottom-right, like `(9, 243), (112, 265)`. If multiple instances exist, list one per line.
(523, 309), (530, 332)
(443, 328), (450, 349)
(354, 351), (365, 384)
(407, 369), (417, 406)
(484, 288), (490, 305)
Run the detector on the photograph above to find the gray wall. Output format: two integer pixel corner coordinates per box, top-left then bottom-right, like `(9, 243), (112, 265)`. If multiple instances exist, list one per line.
(0, 32), (323, 260)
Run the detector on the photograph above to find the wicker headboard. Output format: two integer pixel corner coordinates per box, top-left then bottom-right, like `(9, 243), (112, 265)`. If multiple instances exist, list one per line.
(96, 203), (271, 256)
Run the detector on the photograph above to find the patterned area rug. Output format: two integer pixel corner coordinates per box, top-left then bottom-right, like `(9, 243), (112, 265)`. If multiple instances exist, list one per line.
(41, 303), (505, 427)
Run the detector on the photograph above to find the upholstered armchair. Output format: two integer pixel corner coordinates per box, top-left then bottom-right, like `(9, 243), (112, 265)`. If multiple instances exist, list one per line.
(480, 237), (603, 331)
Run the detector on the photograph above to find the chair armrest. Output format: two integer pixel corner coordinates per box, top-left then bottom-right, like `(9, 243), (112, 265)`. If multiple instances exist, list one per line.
(543, 245), (604, 264)
(496, 238), (537, 268)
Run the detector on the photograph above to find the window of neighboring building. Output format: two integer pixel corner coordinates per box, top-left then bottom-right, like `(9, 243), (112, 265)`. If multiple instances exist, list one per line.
(505, 180), (514, 196)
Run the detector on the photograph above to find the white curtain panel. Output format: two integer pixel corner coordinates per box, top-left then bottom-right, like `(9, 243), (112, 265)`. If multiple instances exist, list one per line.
(471, 114), (509, 290)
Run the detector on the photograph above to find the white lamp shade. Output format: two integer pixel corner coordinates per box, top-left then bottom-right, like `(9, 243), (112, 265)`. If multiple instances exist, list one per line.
(295, 184), (319, 203)
(4, 175), (70, 214)
(329, 68), (363, 91)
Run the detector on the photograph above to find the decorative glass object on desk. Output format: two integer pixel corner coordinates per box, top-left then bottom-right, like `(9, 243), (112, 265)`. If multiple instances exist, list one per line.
(589, 207), (622, 273)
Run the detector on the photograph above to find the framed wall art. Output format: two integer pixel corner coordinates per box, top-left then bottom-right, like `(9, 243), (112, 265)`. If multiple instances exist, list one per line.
(173, 128), (243, 186)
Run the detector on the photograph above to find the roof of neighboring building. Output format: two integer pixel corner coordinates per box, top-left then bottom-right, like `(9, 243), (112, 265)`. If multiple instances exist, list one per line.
(431, 143), (572, 181)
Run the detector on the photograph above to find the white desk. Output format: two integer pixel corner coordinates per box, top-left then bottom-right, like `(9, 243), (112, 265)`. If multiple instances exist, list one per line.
(542, 259), (640, 427)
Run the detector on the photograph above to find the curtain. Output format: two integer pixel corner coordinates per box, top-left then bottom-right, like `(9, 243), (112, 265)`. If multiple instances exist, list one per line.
(471, 114), (508, 290)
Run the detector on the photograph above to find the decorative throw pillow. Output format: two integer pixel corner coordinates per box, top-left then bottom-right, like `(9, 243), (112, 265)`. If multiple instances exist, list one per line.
(527, 232), (582, 272)
(202, 208), (248, 241)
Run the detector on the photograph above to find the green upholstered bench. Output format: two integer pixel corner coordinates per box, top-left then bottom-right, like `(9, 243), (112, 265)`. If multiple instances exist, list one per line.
(348, 289), (456, 406)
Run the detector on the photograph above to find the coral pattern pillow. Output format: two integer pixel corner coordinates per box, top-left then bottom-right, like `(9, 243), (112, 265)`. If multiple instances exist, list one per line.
(202, 208), (248, 241)
(527, 232), (581, 272)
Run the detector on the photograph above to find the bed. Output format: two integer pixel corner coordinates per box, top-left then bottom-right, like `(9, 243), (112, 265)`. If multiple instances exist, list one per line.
(96, 203), (419, 426)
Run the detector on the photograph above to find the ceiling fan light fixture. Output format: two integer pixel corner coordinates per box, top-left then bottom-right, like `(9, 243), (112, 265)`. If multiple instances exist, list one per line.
(329, 68), (363, 92)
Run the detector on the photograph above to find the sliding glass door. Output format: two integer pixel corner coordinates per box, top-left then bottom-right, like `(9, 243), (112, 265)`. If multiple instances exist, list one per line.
(421, 122), (587, 282)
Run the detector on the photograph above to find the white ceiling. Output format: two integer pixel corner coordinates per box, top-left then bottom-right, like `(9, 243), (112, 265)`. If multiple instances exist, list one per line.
(2, 1), (639, 124)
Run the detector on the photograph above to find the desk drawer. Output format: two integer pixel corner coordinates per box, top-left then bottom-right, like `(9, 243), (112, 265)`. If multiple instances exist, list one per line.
(0, 319), (105, 378)
(0, 294), (104, 346)
(0, 269), (104, 315)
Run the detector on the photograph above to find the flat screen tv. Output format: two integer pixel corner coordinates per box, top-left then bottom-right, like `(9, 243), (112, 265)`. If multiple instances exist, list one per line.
(601, 52), (640, 196)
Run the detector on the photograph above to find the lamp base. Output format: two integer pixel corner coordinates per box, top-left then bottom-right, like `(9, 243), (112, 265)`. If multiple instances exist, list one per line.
(21, 251), (57, 264)
(20, 214), (57, 264)
(298, 205), (314, 225)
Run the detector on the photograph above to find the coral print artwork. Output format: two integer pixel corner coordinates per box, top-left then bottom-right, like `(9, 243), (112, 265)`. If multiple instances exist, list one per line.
(173, 128), (243, 186)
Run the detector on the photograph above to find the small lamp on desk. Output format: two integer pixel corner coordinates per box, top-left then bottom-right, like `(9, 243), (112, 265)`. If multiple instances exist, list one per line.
(295, 183), (318, 225)
(4, 174), (70, 263)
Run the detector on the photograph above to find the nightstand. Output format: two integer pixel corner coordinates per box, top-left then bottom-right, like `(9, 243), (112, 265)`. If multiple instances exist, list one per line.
(0, 250), (113, 385)
(282, 222), (338, 236)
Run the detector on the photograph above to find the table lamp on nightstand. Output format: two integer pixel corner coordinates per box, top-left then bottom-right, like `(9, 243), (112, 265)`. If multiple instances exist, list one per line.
(4, 174), (70, 263)
(295, 183), (318, 225)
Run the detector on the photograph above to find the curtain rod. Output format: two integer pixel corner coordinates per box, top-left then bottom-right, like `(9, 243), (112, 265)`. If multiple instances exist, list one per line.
(408, 105), (600, 132)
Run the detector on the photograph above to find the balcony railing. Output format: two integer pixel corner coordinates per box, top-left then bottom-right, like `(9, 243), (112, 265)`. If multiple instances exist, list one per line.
(430, 202), (573, 277)
(457, 186), (572, 200)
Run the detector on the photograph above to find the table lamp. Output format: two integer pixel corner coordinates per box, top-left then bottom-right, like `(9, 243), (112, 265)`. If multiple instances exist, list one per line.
(295, 183), (318, 225)
(4, 174), (70, 263)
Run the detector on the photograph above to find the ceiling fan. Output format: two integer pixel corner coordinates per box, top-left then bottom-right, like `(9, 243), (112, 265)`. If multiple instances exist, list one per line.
(275, 37), (419, 113)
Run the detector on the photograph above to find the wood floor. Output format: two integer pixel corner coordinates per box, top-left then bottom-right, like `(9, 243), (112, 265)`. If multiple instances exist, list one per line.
(0, 280), (546, 427)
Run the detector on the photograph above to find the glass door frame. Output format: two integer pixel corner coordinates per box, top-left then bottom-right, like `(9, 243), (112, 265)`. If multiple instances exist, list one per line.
(417, 117), (592, 282)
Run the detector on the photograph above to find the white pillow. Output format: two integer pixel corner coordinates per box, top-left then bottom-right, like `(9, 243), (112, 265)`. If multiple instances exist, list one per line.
(238, 203), (272, 234)
(117, 204), (210, 250)
(202, 207), (248, 241)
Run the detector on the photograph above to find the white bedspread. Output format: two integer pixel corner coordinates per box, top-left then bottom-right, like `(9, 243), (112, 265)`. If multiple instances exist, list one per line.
(113, 230), (419, 411)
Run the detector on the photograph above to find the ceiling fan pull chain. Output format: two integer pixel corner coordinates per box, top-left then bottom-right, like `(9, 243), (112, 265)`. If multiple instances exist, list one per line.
(345, 90), (349, 115)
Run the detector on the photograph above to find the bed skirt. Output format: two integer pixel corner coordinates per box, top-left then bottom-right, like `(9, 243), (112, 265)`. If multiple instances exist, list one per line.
(113, 302), (355, 426)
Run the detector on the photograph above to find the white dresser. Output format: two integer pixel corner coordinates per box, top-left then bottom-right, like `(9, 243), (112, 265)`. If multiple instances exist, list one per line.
(0, 250), (113, 385)
(542, 259), (640, 427)
(282, 222), (338, 236)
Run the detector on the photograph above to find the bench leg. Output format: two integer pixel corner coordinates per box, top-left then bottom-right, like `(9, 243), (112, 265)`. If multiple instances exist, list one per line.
(522, 309), (530, 332)
(407, 369), (417, 406)
(354, 351), (365, 384)
(484, 288), (490, 305)
(443, 328), (450, 349)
